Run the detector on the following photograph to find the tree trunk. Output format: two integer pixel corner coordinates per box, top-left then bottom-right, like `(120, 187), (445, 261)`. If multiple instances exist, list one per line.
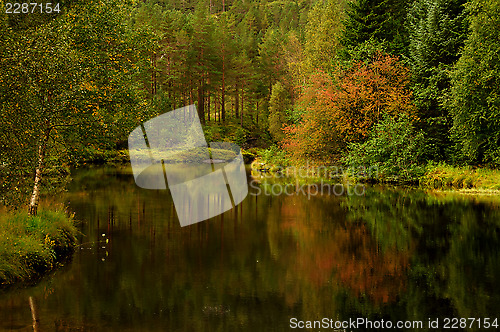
(207, 93), (211, 122)
(29, 126), (51, 216)
(198, 79), (205, 124)
(256, 100), (259, 125)
(215, 92), (219, 122)
(234, 82), (239, 119)
(151, 52), (157, 96)
(221, 51), (226, 122)
(167, 55), (172, 102)
(240, 88), (244, 127)
(189, 81), (193, 105)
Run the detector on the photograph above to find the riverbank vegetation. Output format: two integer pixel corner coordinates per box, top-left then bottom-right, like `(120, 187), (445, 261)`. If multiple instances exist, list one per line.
(252, 0), (499, 189)
(1, 0), (499, 211)
(421, 163), (500, 190)
(0, 207), (78, 287)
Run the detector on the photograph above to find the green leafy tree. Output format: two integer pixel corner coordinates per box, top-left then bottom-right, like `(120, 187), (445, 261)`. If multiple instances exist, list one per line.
(303, 0), (345, 72)
(268, 82), (291, 142)
(345, 114), (426, 182)
(450, 0), (500, 167)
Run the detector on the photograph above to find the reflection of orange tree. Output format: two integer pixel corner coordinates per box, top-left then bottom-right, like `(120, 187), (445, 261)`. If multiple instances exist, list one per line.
(273, 194), (410, 306)
(265, 194), (343, 315)
(334, 223), (410, 304)
(277, 195), (338, 288)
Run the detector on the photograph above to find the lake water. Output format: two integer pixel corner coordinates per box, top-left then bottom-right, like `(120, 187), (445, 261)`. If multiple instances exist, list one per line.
(0, 167), (499, 331)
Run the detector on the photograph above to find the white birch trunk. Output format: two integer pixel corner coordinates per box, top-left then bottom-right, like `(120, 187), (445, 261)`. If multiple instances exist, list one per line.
(29, 128), (50, 216)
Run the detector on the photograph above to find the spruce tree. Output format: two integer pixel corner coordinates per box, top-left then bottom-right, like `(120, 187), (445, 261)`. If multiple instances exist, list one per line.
(342, 0), (410, 56)
(407, 0), (467, 161)
(450, 0), (500, 167)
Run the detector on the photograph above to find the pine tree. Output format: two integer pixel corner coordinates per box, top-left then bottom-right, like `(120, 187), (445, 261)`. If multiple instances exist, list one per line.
(190, 3), (218, 123)
(342, 0), (410, 56)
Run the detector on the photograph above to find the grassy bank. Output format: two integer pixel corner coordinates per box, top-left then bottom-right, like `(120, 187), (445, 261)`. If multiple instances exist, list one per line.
(254, 148), (500, 192)
(420, 163), (500, 191)
(0, 208), (78, 287)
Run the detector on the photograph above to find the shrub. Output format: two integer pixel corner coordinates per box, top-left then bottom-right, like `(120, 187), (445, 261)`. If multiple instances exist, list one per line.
(259, 145), (290, 167)
(203, 122), (248, 146)
(344, 114), (427, 182)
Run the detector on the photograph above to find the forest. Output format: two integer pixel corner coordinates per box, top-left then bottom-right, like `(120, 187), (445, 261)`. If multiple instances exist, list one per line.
(1, 0), (500, 210)
(0, 1), (499, 326)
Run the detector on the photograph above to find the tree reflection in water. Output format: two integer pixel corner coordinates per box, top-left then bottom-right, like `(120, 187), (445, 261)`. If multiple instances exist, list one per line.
(0, 168), (497, 331)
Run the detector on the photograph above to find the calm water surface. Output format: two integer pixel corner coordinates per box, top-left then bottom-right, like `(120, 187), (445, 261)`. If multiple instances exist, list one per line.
(0, 167), (499, 331)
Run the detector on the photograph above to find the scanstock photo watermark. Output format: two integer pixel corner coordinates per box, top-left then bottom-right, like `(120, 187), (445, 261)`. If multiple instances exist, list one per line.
(250, 162), (376, 199)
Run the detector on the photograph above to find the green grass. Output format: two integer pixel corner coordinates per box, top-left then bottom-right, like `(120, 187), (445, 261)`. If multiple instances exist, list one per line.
(420, 163), (500, 191)
(0, 208), (78, 287)
(253, 150), (500, 192)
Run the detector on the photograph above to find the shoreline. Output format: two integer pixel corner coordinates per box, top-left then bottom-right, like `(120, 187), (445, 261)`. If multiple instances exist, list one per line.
(251, 158), (500, 194)
(0, 208), (78, 288)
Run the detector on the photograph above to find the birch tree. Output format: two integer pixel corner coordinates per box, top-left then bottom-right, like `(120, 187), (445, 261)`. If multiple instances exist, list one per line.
(0, 0), (144, 214)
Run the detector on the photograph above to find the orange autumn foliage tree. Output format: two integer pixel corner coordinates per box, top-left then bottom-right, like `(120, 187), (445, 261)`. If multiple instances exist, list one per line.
(283, 52), (415, 163)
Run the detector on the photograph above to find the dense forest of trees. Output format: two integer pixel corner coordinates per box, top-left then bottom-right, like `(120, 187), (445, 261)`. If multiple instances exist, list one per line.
(0, 0), (499, 208)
